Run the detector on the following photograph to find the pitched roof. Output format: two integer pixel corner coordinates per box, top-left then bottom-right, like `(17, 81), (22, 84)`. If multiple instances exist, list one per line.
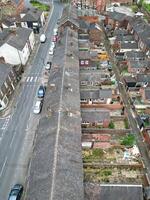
(116, 34), (134, 42)
(128, 60), (149, 68)
(106, 11), (127, 22)
(113, 29), (128, 36)
(26, 26), (84, 200)
(137, 74), (150, 83)
(120, 42), (138, 49)
(84, 183), (143, 200)
(81, 109), (110, 122)
(7, 27), (32, 50)
(80, 89), (112, 100)
(125, 51), (145, 60)
(21, 9), (42, 22)
(0, 63), (12, 88)
(59, 5), (79, 28)
(0, 29), (10, 47)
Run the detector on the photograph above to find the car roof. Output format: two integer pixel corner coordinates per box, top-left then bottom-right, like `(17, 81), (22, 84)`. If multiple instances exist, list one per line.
(35, 100), (41, 106)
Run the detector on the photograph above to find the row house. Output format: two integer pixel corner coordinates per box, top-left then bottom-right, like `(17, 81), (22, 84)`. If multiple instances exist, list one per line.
(119, 42), (139, 53)
(0, 63), (18, 110)
(0, 27), (35, 65)
(125, 51), (146, 61)
(104, 12), (129, 30)
(59, 5), (79, 33)
(79, 51), (90, 67)
(81, 109), (110, 128)
(127, 60), (149, 74)
(80, 70), (110, 86)
(2, 9), (46, 34)
(80, 89), (112, 104)
(140, 87), (150, 104)
(127, 16), (150, 54)
(20, 9), (45, 34)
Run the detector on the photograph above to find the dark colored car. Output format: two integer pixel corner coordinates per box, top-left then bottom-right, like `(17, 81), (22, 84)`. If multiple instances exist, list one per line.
(37, 85), (46, 98)
(8, 184), (23, 200)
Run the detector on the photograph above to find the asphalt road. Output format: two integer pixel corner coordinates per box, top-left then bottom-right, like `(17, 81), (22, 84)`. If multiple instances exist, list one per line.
(103, 28), (150, 180)
(0, 2), (63, 199)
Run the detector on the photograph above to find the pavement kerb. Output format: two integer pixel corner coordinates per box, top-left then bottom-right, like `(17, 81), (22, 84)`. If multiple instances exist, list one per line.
(0, 4), (54, 118)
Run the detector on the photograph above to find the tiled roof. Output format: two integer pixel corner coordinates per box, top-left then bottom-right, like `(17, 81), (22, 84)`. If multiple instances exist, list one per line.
(0, 63), (12, 88)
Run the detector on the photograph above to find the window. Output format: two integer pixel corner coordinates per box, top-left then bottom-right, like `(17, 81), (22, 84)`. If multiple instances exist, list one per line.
(85, 60), (89, 65)
(80, 60), (85, 65)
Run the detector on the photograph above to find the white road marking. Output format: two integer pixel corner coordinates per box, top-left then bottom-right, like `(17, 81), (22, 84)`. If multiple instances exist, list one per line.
(10, 132), (16, 148)
(0, 157), (7, 177)
(30, 77), (33, 82)
(34, 77), (38, 82)
(26, 77), (30, 82)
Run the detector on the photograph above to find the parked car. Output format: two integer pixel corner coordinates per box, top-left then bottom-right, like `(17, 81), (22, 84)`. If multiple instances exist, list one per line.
(40, 34), (46, 43)
(49, 47), (54, 55)
(53, 28), (58, 36)
(45, 61), (52, 70)
(37, 85), (46, 98)
(52, 35), (58, 42)
(50, 42), (55, 49)
(8, 184), (23, 200)
(33, 100), (43, 114)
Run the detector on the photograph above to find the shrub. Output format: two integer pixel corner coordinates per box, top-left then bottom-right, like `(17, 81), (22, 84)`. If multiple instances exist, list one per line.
(121, 134), (135, 147)
(109, 121), (115, 129)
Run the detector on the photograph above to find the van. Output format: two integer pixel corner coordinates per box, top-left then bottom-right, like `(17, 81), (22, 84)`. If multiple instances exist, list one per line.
(33, 100), (43, 114)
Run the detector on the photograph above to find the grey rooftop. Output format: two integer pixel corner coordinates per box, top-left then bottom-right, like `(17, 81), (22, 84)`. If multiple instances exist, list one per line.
(26, 26), (84, 200)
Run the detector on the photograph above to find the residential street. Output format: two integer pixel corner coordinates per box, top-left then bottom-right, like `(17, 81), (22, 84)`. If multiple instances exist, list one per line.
(0, 2), (63, 199)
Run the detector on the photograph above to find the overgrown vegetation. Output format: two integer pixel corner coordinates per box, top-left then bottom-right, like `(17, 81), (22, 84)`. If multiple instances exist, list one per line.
(30, 0), (50, 11)
(131, 5), (139, 12)
(83, 149), (104, 162)
(124, 118), (129, 129)
(121, 134), (135, 147)
(109, 121), (115, 129)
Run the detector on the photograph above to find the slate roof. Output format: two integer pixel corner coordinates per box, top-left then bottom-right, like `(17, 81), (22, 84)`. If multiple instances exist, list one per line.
(81, 109), (110, 122)
(80, 89), (112, 100)
(129, 16), (150, 48)
(0, 63), (12, 88)
(21, 9), (42, 22)
(26, 26), (84, 200)
(79, 51), (90, 59)
(145, 87), (150, 100)
(7, 27), (32, 50)
(84, 183), (143, 200)
(79, 19), (90, 30)
(0, 29), (10, 47)
(120, 42), (138, 49)
(106, 11), (127, 22)
(113, 29), (128, 36)
(137, 74), (150, 83)
(125, 51), (145, 60)
(80, 70), (109, 82)
(129, 60), (149, 68)
(116, 34), (134, 42)
(59, 5), (79, 28)
(78, 34), (89, 40)
(124, 76), (136, 83)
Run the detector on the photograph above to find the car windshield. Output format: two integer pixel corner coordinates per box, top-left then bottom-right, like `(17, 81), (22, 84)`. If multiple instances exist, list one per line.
(11, 189), (19, 195)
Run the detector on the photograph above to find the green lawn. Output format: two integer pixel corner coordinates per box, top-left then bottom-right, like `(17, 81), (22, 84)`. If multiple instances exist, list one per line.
(30, 0), (50, 11)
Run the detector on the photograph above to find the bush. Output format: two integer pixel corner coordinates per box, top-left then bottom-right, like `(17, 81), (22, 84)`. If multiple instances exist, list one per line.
(121, 134), (135, 147)
(131, 5), (138, 12)
(124, 118), (129, 129)
(109, 121), (115, 129)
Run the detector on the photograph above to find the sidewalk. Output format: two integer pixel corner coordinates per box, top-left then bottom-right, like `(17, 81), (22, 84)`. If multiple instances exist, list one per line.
(0, 5), (54, 118)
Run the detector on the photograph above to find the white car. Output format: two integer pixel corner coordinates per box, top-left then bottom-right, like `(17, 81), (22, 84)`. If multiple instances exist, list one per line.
(33, 100), (42, 114)
(49, 47), (54, 55)
(50, 42), (55, 49)
(53, 28), (58, 36)
(45, 61), (52, 70)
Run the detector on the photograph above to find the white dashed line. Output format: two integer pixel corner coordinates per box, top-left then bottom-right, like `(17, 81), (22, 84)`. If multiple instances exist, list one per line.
(0, 157), (7, 178)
